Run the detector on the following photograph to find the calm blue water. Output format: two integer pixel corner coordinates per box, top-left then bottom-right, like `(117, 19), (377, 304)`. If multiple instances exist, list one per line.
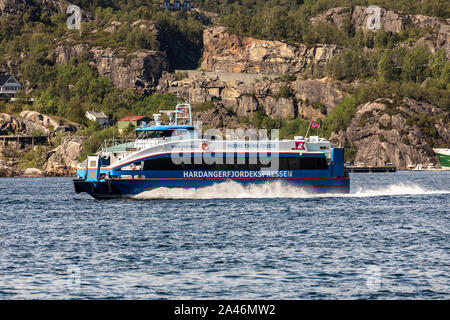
(0, 171), (449, 299)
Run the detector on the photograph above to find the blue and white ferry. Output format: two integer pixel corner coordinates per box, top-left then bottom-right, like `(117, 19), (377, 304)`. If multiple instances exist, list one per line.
(74, 102), (350, 198)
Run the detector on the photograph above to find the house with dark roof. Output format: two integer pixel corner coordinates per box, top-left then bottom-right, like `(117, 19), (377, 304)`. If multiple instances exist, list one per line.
(0, 75), (21, 95)
(85, 110), (110, 128)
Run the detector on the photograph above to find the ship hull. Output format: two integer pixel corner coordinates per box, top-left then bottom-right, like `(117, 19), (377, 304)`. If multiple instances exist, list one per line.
(74, 175), (350, 199)
(433, 149), (450, 169)
(74, 147), (350, 199)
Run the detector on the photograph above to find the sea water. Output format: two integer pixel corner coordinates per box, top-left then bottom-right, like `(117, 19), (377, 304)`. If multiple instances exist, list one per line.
(0, 171), (448, 299)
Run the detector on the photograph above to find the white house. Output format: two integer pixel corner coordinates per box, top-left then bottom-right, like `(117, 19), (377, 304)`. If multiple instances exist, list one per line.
(85, 110), (109, 128)
(0, 75), (21, 95)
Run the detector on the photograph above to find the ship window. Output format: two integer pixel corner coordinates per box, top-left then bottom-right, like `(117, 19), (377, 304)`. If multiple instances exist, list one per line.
(139, 155), (328, 171)
(288, 158), (301, 170)
(143, 158), (181, 170)
(300, 157), (328, 170)
(138, 129), (191, 139)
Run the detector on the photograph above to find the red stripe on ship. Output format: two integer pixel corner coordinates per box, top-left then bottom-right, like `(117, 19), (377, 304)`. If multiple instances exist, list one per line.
(144, 185), (348, 190)
(117, 177), (349, 181)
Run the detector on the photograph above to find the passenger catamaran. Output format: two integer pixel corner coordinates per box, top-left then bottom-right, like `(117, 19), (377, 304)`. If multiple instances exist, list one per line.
(74, 102), (350, 198)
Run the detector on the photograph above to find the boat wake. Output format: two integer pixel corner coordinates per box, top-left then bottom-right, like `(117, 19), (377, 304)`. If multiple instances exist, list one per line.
(130, 181), (450, 200)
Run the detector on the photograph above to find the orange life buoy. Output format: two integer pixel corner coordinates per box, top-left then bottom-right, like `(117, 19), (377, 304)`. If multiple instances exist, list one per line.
(201, 142), (209, 151)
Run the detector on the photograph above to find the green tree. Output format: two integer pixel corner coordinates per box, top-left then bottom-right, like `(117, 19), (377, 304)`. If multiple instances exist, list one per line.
(430, 49), (446, 78)
(323, 95), (357, 136)
(402, 46), (431, 83)
(440, 63), (450, 88)
(378, 51), (395, 81)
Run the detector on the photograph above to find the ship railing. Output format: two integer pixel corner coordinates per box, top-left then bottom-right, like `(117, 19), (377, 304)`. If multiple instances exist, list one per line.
(134, 137), (168, 149)
(97, 139), (136, 153)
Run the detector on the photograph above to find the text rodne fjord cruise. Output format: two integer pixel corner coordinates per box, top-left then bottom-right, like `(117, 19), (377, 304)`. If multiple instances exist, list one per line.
(74, 103), (350, 198)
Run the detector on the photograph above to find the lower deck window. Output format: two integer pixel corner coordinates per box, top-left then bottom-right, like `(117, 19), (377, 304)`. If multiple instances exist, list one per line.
(139, 155), (328, 171)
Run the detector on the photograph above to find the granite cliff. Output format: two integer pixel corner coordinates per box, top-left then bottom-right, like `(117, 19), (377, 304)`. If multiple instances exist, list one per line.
(201, 26), (342, 74)
(330, 98), (449, 168)
(157, 71), (346, 119)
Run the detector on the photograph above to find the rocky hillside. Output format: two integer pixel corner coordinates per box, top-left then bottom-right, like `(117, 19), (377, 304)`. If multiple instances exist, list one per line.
(157, 71), (346, 119)
(0, 111), (86, 177)
(310, 5), (449, 59)
(330, 98), (449, 167)
(0, 2), (449, 175)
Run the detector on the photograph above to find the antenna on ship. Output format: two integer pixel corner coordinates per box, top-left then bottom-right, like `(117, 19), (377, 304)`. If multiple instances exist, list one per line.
(305, 120), (312, 139)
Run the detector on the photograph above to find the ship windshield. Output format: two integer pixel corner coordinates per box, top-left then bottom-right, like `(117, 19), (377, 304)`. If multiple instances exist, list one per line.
(137, 129), (192, 139)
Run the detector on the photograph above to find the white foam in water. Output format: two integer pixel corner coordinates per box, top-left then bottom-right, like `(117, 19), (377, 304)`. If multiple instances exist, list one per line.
(130, 181), (450, 200)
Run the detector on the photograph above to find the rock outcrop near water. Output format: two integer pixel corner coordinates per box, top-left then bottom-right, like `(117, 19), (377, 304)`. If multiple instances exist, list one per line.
(0, 111), (86, 177)
(201, 26), (342, 74)
(0, 159), (17, 177)
(0, 111), (80, 135)
(330, 98), (450, 168)
(44, 135), (86, 176)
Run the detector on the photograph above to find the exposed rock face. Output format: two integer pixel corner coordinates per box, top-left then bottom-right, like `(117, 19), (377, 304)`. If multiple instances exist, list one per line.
(0, 111), (81, 135)
(351, 6), (445, 35)
(90, 47), (169, 92)
(47, 19), (199, 91)
(158, 72), (346, 120)
(291, 79), (346, 114)
(0, 0), (67, 17)
(0, 0), (92, 20)
(201, 26), (342, 74)
(0, 113), (27, 135)
(50, 42), (170, 92)
(310, 7), (352, 30)
(194, 106), (241, 129)
(19, 110), (60, 131)
(22, 167), (43, 177)
(0, 159), (18, 177)
(437, 24), (450, 60)
(311, 6), (450, 59)
(50, 43), (89, 65)
(316, 5), (446, 33)
(44, 135), (87, 176)
(330, 98), (450, 169)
